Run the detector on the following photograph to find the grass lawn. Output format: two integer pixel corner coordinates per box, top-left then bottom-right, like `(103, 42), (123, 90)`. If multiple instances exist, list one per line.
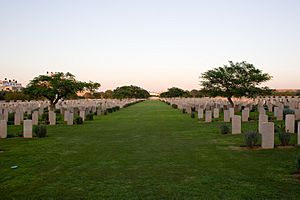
(0, 100), (300, 199)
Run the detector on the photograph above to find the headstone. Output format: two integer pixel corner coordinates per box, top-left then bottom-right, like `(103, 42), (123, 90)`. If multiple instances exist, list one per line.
(80, 110), (85, 121)
(259, 114), (268, 134)
(277, 108), (283, 120)
(261, 122), (274, 149)
(23, 120), (32, 138)
(205, 110), (212, 122)
(285, 114), (295, 133)
(295, 109), (300, 120)
(32, 111), (39, 125)
(232, 115), (241, 134)
(198, 108), (204, 119)
(64, 110), (70, 122)
(213, 108), (219, 118)
(274, 107), (278, 117)
(14, 111), (21, 125)
(298, 122), (300, 145)
(0, 120), (7, 138)
(49, 111), (56, 125)
(242, 109), (248, 122)
(67, 112), (74, 125)
(223, 110), (230, 122)
(229, 108), (234, 118)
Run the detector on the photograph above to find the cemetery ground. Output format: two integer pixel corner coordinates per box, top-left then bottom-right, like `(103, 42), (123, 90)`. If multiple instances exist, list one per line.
(1, 100), (300, 199)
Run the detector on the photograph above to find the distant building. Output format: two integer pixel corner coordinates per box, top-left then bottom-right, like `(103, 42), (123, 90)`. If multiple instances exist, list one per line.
(0, 78), (23, 91)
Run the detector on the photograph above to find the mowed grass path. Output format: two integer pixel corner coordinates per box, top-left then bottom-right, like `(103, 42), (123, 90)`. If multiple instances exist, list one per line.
(1, 100), (300, 199)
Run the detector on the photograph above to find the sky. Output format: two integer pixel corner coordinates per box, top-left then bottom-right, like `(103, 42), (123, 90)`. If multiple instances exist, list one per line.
(0, 0), (299, 92)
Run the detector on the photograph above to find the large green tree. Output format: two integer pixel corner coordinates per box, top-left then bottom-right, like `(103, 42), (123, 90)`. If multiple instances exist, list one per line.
(24, 72), (100, 110)
(160, 87), (190, 98)
(112, 85), (150, 99)
(200, 61), (272, 106)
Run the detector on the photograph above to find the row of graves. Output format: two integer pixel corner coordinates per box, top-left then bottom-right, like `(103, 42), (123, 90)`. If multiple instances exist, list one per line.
(162, 96), (300, 149)
(0, 99), (141, 139)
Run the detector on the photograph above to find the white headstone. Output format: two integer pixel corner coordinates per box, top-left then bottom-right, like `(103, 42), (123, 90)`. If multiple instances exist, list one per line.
(277, 108), (283, 120)
(198, 108), (204, 119)
(80, 110), (85, 121)
(229, 108), (234, 118)
(261, 122), (274, 149)
(213, 108), (219, 118)
(205, 110), (212, 123)
(49, 111), (56, 125)
(32, 111), (39, 125)
(285, 114), (295, 133)
(23, 120), (32, 138)
(223, 110), (230, 122)
(0, 120), (7, 138)
(259, 114), (268, 134)
(232, 115), (241, 134)
(67, 112), (74, 125)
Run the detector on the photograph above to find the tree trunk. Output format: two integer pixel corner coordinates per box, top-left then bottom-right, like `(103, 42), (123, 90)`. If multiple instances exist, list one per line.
(227, 97), (234, 107)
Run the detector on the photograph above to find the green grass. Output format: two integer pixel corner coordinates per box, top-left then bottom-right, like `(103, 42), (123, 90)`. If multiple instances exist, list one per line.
(1, 100), (300, 199)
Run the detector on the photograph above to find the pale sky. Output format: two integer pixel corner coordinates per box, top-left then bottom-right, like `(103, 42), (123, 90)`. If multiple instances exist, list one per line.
(0, 0), (299, 92)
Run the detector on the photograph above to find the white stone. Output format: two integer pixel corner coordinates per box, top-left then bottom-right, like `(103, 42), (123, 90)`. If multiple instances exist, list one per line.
(261, 122), (274, 149)
(213, 108), (219, 118)
(198, 108), (204, 119)
(32, 111), (39, 125)
(14, 110), (21, 125)
(0, 120), (7, 138)
(67, 112), (74, 125)
(258, 114), (268, 134)
(229, 108), (234, 118)
(49, 111), (56, 125)
(298, 122), (300, 145)
(223, 110), (230, 122)
(232, 115), (241, 134)
(242, 109), (249, 122)
(277, 108), (283, 120)
(80, 110), (85, 121)
(205, 110), (212, 123)
(285, 114), (295, 133)
(23, 120), (32, 138)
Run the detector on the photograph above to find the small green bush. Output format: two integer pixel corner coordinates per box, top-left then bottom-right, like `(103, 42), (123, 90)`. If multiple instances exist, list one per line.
(219, 124), (230, 134)
(86, 113), (94, 121)
(171, 104), (178, 109)
(296, 155), (300, 172)
(104, 111), (107, 115)
(278, 130), (291, 146)
(191, 112), (195, 118)
(244, 131), (259, 148)
(7, 113), (14, 125)
(182, 109), (186, 114)
(107, 108), (113, 113)
(34, 125), (47, 138)
(74, 116), (83, 124)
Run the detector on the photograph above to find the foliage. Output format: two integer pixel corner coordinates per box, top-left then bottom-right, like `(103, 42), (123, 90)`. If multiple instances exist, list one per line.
(189, 89), (205, 98)
(24, 72), (100, 110)
(34, 125), (47, 138)
(86, 113), (94, 121)
(244, 131), (259, 148)
(7, 113), (14, 125)
(160, 87), (190, 98)
(219, 124), (230, 134)
(113, 85), (150, 99)
(171, 104), (178, 109)
(191, 112), (195, 118)
(283, 108), (295, 119)
(297, 155), (300, 172)
(74, 116), (83, 124)
(4, 91), (31, 101)
(278, 131), (292, 146)
(200, 61), (272, 106)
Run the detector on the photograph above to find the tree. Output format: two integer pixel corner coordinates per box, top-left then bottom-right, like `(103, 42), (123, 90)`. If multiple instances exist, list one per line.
(112, 85), (150, 99)
(200, 61), (272, 106)
(24, 72), (100, 110)
(160, 87), (190, 98)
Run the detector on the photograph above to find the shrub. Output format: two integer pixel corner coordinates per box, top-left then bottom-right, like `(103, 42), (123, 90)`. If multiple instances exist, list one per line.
(244, 131), (259, 148)
(191, 107), (196, 112)
(107, 108), (113, 113)
(172, 104), (178, 109)
(296, 155), (300, 172)
(191, 112), (195, 118)
(55, 109), (61, 114)
(7, 113), (14, 125)
(74, 116), (83, 124)
(283, 108), (295, 119)
(278, 130), (291, 146)
(104, 111), (107, 115)
(220, 124), (230, 134)
(182, 109), (186, 114)
(86, 113), (94, 121)
(34, 125), (47, 138)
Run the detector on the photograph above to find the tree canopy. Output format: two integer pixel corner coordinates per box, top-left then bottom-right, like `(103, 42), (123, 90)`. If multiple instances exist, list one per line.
(24, 72), (100, 110)
(160, 87), (190, 98)
(112, 85), (150, 99)
(200, 61), (272, 106)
